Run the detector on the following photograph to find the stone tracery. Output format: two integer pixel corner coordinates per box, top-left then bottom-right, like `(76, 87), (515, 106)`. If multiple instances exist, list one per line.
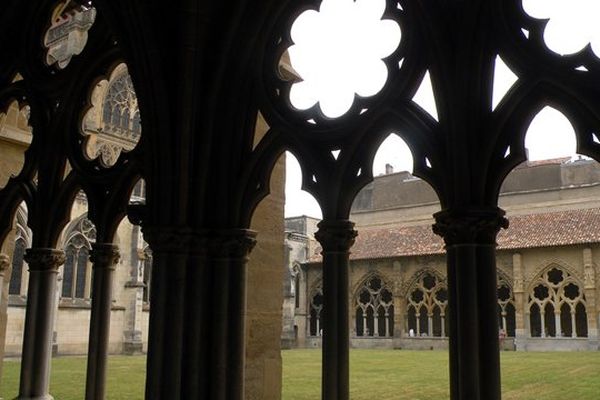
(354, 274), (394, 337)
(528, 265), (587, 338)
(83, 65), (141, 167)
(61, 215), (96, 299)
(406, 271), (448, 337)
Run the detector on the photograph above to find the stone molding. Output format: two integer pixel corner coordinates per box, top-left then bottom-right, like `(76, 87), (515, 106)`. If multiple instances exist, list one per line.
(432, 208), (508, 246)
(90, 243), (120, 268)
(314, 220), (357, 252)
(23, 248), (65, 272)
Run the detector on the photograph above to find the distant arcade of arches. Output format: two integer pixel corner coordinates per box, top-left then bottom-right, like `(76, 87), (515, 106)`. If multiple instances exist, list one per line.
(307, 266), (587, 339)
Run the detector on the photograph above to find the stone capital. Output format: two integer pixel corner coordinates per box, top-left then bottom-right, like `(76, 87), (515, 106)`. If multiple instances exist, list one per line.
(432, 207), (508, 246)
(314, 220), (357, 252)
(208, 229), (257, 259)
(90, 243), (120, 268)
(24, 248), (65, 272)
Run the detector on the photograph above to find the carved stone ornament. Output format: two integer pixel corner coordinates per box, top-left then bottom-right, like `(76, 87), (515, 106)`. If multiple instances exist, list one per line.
(143, 227), (257, 258)
(208, 229), (258, 259)
(143, 227), (209, 254)
(314, 220), (358, 252)
(23, 248), (66, 271)
(432, 208), (509, 247)
(90, 243), (121, 267)
(0, 253), (9, 270)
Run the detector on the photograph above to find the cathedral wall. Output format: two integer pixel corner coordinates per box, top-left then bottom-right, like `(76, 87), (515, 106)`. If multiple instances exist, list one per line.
(244, 115), (285, 400)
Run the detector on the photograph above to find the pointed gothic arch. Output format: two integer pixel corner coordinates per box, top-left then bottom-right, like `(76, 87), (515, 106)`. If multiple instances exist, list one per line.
(353, 272), (394, 337)
(527, 263), (587, 338)
(405, 269), (448, 337)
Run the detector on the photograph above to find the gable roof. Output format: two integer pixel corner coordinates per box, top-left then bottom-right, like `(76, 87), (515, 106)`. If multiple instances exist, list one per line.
(309, 208), (600, 263)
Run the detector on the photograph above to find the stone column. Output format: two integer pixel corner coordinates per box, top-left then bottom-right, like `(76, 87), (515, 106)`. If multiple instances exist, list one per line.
(85, 243), (120, 400)
(143, 228), (256, 400)
(18, 248), (65, 400)
(433, 208), (508, 400)
(583, 248), (598, 348)
(314, 220), (357, 400)
(512, 253), (526, 350)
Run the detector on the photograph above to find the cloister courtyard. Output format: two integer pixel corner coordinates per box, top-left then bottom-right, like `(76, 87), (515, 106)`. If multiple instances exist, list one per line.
(1, 350), (598, 399)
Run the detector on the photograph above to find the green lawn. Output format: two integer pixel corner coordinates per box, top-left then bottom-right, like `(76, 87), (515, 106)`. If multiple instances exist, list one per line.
(1, 350), (599, 399)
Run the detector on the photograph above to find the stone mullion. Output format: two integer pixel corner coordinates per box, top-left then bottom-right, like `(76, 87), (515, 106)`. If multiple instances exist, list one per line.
(143, 228), (256, 400)
(433, 208), (508, 400)
(18, 248), (65, 400)
(314, 220), (357, 400)
(84, 244), (120, 400)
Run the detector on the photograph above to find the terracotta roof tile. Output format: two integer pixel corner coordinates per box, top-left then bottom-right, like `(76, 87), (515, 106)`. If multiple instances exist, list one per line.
(308, 208), (600, 263)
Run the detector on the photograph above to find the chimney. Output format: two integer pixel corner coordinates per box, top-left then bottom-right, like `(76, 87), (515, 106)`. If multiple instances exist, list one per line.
(385, 163), (394, 174)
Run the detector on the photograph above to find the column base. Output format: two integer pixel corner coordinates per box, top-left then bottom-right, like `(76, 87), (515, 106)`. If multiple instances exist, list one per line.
(14, 395), (53, 400)
(515, 329), (527, 351)
(123, 330), (144, 354)
(122, 342), (143, 355)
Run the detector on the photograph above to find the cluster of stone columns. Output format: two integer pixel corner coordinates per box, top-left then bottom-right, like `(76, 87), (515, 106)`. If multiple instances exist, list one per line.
(142, 228), (256, 399)
(11, 242), (121, 400)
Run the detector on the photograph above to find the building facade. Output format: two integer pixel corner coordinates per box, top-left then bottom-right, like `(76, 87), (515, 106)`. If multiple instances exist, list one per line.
(286, 159), (600, 351)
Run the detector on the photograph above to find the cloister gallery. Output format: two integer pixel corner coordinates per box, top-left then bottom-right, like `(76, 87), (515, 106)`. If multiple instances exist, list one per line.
(1, 0), (600, 400)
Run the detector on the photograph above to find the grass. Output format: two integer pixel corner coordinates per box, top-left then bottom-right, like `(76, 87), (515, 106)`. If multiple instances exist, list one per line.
(283, 350), (600, 400)
(1, 350), (599, 399)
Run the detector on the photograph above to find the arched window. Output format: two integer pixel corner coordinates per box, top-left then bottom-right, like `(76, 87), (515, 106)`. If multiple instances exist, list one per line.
(61, 217), (95, 299)
(406, 272), (448, 337)
(308, 286), (323, 336)
(497, 274), (516, 337)
(101, 73), (139, 140)
(528, 266), (587, 338)
(354, 275), (393, 337)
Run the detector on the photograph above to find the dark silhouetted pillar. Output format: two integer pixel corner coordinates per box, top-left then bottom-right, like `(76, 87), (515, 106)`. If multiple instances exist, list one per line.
(433, 208), (508, 400)
(314, 220), (357, 400)
(85, 243), (120, 400)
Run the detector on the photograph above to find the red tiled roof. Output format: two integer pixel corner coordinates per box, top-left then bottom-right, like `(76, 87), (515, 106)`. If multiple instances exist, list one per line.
(309, 208), (600, 263)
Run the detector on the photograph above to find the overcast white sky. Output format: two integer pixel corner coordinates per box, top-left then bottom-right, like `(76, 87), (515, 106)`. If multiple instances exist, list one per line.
(284, 0), (600, 218)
